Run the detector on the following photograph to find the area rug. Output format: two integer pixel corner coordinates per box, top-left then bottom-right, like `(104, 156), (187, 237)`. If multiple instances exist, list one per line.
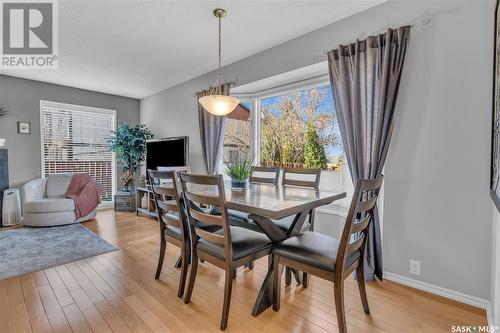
(0, 224), (117, 280)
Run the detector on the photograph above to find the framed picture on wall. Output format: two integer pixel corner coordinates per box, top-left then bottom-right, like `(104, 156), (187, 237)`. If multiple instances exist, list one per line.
(491, 0), (500, 212)
(17, 121), (31, 134)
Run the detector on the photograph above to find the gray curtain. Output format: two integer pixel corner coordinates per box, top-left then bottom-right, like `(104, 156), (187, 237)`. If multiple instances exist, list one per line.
(197, 83), (231, 174)
(327, 26), (410, 281)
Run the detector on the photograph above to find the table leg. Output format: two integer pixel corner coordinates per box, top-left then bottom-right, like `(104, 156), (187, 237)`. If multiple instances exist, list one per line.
(249, 211), (310, 316)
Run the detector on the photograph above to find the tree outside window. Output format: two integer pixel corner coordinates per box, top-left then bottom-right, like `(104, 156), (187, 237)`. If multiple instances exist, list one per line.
(260, 85), (343, 170)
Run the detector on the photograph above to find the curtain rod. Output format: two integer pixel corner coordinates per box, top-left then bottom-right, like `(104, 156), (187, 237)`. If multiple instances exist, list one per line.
(312, 18), (429, 64)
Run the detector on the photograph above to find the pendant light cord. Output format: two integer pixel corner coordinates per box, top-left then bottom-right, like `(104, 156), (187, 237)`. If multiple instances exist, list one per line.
(217, 13), (222, 94)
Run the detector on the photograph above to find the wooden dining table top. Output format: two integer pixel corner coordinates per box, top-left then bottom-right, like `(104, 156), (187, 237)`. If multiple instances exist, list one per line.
(186, 181), (347, 220)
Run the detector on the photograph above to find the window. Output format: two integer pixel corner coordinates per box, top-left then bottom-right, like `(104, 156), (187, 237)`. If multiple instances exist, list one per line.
(222, 101), (252, 163)
(259, 84), (343, 170)
(40, 101), (116, 202)
(221, 84), (344, 171)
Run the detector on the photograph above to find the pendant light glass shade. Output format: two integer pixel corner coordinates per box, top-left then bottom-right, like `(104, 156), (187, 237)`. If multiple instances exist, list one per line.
(199, 8), (240, 116)
(199, 95), (239, 116)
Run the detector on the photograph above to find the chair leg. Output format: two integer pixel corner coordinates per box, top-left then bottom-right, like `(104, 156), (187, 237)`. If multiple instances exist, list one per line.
(177, 245), (189, 298)
(155, 239), (166, 279)
(272, 256), (281, 311)
(356, 264), (370, 314)
(220, 269), (234, 330)
(303, 273), (309, 288)
(292, 269), (301, 284)
(285, 267), (291, 286)
(174, 255), (182, 268)
(184, 250), (198, 304)
(334, 281), (347, 333)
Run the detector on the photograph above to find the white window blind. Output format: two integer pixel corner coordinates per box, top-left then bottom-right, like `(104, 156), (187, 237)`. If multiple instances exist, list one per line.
(40, 101), (116, 202)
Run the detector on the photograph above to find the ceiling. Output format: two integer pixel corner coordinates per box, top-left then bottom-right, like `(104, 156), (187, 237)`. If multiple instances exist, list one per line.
(1, 1), (384, 99)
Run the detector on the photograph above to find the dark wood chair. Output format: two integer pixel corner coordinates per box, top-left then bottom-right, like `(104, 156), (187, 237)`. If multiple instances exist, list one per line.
(229, 166), (281, 234)
(272, 176), (384, 333)
(148, 169), (190, 298)
(179, 173), (273, 330)
(276, 167), (321, 286)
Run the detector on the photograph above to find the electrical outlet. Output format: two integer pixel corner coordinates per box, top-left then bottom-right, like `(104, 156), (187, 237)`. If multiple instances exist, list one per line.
(410, 259), (421, 276)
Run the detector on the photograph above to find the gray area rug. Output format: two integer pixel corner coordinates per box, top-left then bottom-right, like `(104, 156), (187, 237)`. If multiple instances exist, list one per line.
(0, 224), (117, 280)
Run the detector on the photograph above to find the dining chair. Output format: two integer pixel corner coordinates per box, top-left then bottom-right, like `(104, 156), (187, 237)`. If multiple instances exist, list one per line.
(229, 166), (281, 233)
(148, 169), (190, 298)
(179, 173), (273, 330)
(275, 167), (321, 286)
(272, 176), (384, 333)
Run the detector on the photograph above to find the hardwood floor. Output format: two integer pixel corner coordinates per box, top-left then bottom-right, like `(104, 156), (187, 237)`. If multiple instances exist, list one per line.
(1, 210), (487, 332)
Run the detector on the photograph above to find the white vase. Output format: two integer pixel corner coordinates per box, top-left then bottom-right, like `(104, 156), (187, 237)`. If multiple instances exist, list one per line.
(141, 195), (149, 209)
(0, 139), (5, 147)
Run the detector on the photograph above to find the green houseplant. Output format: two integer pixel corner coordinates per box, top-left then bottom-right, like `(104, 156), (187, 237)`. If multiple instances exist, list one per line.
(108, 123), (153, 191)
(224, 157), (254, 190)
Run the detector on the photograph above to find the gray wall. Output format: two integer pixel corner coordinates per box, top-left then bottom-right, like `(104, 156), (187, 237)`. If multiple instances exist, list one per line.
(0, 75), (140, 189)
(141, 0), (495, 300)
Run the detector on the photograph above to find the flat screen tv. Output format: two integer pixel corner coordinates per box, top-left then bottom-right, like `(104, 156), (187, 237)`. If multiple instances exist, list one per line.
(146, 136), (189, 170)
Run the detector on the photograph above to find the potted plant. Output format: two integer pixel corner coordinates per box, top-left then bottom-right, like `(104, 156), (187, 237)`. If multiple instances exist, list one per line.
(0, 107), (8, 147)
(108, 123), (153, 191)
(224, 158), (254, 190)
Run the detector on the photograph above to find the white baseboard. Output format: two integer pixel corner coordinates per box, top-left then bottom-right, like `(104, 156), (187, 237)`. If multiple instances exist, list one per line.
(383, 271), (489, 310)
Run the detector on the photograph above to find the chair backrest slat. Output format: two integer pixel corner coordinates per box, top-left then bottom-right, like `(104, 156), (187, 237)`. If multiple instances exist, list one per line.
(350, 214), (371, 234)
(148, 169), (187, 236)
(157, 200), (178, 212)
(153, 186), (176, 196)
(184, 191), (220, 206)
(345, 236), (364, 257)
(250, 166), (280, 185)
(355, 196), (378, 213)
(179, 173), (234, 261)
(282, 167), (321, 189)
(189, 208), (224, 226)
(335, 176), (384, 276)
(195, 227), (225, 245)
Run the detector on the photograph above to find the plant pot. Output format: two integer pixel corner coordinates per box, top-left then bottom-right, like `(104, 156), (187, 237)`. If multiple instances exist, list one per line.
(231, 179), (248, 191)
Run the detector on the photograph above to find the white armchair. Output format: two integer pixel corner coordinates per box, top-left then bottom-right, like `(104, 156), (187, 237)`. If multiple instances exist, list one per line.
(22, 174), (97, 227)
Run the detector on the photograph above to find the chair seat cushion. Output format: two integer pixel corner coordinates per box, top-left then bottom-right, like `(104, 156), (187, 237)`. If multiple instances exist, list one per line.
(273, 215), (311, 232)
(228, 210), (263, 233)
(273, 231), (360, 272)
(25, 198), (75, 213)
(198, 226), (272, 260)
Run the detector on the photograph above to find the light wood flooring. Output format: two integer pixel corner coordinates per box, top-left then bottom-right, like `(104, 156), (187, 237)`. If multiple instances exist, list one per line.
(0, 210), (487, 332)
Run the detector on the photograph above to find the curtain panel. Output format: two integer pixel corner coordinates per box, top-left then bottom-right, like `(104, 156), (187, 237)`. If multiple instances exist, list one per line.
(196, 83), (231, 174)
(327, 26), (411, 280)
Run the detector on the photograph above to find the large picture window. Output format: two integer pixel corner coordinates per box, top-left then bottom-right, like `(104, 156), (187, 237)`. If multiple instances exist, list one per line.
(40, 101), (116, 201)
(221, 84), (344, 170)
(259, 84), (342, 169)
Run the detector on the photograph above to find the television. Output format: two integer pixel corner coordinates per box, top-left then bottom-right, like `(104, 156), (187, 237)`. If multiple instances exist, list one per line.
(146, 136), (189, 170)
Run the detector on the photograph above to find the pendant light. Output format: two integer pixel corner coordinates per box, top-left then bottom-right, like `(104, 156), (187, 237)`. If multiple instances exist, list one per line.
(198, 8), (240, 116)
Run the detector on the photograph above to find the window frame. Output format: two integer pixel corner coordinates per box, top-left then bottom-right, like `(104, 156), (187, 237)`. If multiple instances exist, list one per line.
(39, 100), (117, 205)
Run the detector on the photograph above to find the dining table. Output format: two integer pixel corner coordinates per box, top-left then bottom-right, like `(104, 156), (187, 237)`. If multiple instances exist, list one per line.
(220, 182), (346, 316)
